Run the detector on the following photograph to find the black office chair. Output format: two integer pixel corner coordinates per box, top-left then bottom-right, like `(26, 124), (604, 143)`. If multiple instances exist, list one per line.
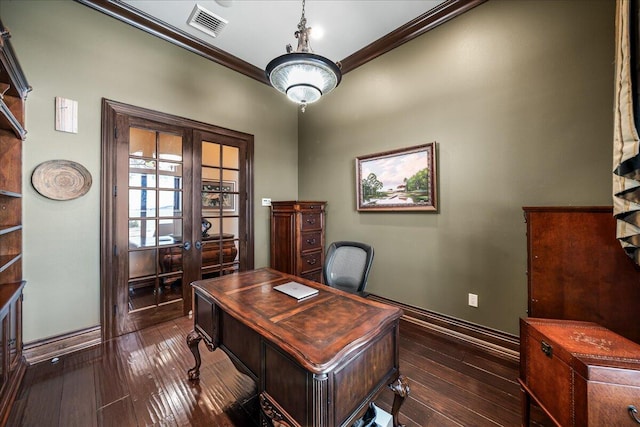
(323, 241), (374, 295)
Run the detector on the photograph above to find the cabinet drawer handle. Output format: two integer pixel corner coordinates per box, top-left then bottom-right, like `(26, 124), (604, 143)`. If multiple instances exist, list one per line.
(306, 238), (316, 245)
(306, 218), (316, 225)
(541, 340), (552, 357)
(629, 406), (640, 424)
(306, 258), (317, 265)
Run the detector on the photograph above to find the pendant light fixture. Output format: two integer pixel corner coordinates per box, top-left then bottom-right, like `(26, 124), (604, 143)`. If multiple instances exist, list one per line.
(265, 0), (342, 112)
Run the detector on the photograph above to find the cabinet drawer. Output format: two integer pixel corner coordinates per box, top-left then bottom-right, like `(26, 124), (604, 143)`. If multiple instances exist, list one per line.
(301, 213), (322, 231)
(297, 202), (324, 211)
(301, 231), (322, 252)
(300, 270), (322, 283)
(588, 382), (640, 426)
(300, 251), (321, 274)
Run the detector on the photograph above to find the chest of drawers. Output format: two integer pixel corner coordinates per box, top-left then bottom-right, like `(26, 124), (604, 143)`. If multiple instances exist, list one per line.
(519, 317), (640, 426)
(270, 201), (326, 282)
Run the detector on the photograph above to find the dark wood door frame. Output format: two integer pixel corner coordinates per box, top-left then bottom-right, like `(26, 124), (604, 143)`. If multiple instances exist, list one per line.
(101, 99), (254, 340)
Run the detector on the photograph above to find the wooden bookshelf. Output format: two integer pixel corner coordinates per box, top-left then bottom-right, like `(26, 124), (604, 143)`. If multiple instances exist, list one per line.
(0, 20), (29, 426)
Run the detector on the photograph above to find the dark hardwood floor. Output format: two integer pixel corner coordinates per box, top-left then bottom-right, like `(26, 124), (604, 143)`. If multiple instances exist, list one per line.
(8, 316), (552, 426)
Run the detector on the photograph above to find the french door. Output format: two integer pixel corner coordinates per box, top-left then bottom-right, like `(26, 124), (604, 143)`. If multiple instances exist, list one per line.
(195, 130), (247, 282)
(101, 100), (253, 338)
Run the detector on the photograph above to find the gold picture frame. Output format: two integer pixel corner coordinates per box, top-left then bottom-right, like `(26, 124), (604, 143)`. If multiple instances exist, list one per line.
(356, 142), (437, 212)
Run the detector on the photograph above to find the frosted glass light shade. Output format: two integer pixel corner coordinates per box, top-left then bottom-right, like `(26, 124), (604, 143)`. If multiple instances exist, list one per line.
(266, 53), (341, 105)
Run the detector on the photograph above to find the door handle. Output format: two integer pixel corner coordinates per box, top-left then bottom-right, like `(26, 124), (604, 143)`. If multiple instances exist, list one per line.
(182, 241), (192, 251)
(195, 241), (202, 250)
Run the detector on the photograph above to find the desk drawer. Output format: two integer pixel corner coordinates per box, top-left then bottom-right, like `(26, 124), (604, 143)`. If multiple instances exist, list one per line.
(194, 292), (217, 344)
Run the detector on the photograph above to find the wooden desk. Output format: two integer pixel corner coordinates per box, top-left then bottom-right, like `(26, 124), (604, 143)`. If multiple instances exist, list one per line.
(186, 268), (409, 427)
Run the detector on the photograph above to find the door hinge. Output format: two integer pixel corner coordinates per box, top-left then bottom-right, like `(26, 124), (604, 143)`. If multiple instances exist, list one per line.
(113, 185), (117, 197)
(113, 304), (117, 316)
(113, 245), (118, 256)
(114, 127), (118, 139)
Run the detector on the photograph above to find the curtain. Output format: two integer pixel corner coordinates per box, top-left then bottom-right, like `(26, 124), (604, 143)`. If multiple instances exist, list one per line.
(613, 0), (640, 264)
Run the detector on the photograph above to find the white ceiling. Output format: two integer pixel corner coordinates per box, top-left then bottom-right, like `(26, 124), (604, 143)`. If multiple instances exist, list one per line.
(120, 0), (447, 70)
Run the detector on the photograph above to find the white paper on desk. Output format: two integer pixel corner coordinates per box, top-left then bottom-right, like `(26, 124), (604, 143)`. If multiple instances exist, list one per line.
(274, 281), (319, 300)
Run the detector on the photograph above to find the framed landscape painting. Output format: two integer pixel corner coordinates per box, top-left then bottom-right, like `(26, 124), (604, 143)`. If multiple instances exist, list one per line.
(356, 143), (437, 212)
(202, 180), (236, 214)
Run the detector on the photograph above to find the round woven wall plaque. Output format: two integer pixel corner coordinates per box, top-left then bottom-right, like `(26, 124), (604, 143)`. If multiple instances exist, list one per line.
(31, 160), (92, 201)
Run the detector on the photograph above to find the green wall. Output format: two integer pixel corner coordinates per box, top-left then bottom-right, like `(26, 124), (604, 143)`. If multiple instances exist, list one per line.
(0, 0), (299, 342)
(0, 0), (616, 342)
(298, 0), (615, 335)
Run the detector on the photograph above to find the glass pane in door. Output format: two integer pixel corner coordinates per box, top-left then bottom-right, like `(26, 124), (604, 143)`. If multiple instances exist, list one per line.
(222, 145), (239, 168)
(128, 127), (184, 312)
(201, 140), (240, 279)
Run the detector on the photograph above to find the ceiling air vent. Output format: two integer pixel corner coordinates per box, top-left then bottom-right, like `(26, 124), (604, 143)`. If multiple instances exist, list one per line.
(188, 4), (228, 38)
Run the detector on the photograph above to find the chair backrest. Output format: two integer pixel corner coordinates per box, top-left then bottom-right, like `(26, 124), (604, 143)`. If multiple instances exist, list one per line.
(323, 241), (374, 294)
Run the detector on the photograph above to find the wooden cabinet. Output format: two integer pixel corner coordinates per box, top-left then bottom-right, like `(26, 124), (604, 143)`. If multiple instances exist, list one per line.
(0, 21), (29, 426)
(519, 317), (640, 426)
(270, 201), (326, 283)
(0, 282), (25, 426)
(523, 206), (640, 344)
(159, 233), (239, 284)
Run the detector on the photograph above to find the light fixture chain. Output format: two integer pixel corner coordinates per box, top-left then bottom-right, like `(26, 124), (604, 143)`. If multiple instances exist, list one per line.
(295, 0), (311, 53)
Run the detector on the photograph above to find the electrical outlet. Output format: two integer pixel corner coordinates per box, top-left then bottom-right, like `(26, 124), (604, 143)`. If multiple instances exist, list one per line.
(261, 198), (272, 207)
(468, 293), (478, 307)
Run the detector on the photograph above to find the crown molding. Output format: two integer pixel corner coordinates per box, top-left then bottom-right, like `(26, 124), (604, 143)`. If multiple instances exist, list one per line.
(339, 0), (487, 73)
(75, 0), (267, 84)
(75, 0), (486, 84)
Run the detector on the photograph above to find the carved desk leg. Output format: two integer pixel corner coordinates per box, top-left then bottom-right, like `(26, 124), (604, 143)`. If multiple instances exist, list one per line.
(187, 330), (203, 381)
(389, 375), (410, 427)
